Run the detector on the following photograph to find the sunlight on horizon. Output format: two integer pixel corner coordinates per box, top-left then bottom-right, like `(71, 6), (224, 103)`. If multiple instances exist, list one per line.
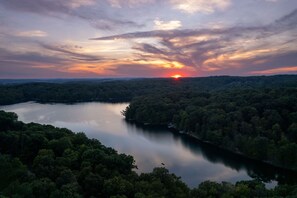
(171, 74), (182, 79)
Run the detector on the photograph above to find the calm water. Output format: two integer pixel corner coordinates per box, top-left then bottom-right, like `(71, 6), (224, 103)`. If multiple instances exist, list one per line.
(1, 102), (296, 188)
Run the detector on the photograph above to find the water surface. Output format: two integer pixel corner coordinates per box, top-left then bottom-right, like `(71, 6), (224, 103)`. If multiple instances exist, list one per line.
(1, 102), (295, 188)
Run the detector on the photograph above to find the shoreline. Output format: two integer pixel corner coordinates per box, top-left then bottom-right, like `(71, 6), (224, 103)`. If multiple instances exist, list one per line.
(127, 119), (297, 174)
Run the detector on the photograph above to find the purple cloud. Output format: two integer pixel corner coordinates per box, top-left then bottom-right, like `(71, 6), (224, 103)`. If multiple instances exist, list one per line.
(39, 43), (103, 62)
(91, 9), (297, 74)
(0, 0), (142, 30)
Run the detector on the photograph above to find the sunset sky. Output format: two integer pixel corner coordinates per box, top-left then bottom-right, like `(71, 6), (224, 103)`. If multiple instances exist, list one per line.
(0, 0), (297, 78)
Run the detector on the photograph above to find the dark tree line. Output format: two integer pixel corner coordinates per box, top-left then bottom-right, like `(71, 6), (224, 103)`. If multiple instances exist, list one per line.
(1, 75), (297, 105)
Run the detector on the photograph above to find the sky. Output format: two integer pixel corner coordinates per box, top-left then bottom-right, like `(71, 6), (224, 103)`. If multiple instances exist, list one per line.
(0, 0), (297, 78)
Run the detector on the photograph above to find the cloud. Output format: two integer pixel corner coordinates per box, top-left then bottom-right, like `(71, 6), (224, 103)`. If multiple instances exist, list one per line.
(39, 43), (103, 62)
(0, 46), (110, 78)
(0, 42), (104, 74)
(74, 10), (143, 30)
(63, 0), (96, 9)
(170, 0), (231, 14)
(1, 1), (296, 78)
(250, 66), (297, 75)
(133, 43), (167, 55)
(0, 48), (66, 65)
(0, 0), (141, 30)
(107, 63), (188, 77)
(90, 29), (223, 40)
(265, 0), (279, 2)
(0, 0), (95, 15)
(0, 62), (68, 79)
(91, 9), (297, 74)
(0, 60), (101, 78)
(0, 47), (70, 78)
(108, 0), (155, 8)
(274, 8), (297, 30)
(16, 30), (48, 37)
(154, 19), (182, 30)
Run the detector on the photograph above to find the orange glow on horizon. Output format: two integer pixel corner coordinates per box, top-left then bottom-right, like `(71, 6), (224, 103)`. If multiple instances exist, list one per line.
(171, 74), (182, 79)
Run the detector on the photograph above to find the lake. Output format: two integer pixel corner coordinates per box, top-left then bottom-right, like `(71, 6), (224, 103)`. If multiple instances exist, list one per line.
(1, 102), (295, 188)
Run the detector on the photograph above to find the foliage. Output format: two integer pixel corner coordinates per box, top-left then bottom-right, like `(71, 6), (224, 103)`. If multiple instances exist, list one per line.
(0, 111), (189, 197)
(1, 75), (297, 197)
(1, 75), (297, 105)
(124, 87), (297, 171)
(1, 111), (297, 197)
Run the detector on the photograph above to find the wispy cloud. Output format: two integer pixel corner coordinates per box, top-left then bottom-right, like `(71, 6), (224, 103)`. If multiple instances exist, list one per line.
(91, 8), (297, 74)
(108, 0), (155, 8)
(16, 30), (48, 37)
(154, 19), (182, 30)
(0, 0), (142, 30)
(265, 0), (279, 2)
(39, 43), (103, 62)
(250, 66), (297, 75)
(0, 48), (65, 65)
(170, 0), (231, 14)
(0, 0), (296, 78)
(0, 47), (68, 78)
(0, 0), (95, 15)
(0, 46), (111, 78)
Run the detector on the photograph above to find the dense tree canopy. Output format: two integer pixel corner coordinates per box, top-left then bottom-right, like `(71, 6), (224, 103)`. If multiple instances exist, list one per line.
(0, 111), (188, 197)
(2, 111), (297, 197)
(124, 87), (297, 171)
(1, 75), (297, 105)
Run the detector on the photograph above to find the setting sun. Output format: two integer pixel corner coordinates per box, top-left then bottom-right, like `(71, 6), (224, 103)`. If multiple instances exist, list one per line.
(171, 74), (182, 79)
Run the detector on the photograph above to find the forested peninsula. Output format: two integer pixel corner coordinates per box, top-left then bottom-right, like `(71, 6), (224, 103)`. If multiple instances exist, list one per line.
(123, 87), (297, 171)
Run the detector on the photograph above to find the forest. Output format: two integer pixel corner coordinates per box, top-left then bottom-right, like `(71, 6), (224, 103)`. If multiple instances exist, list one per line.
(1, 75), (297, 197)
(1, 110), (297, 198)
(124, 87), (297, 171)
(1, 75), (297, 105)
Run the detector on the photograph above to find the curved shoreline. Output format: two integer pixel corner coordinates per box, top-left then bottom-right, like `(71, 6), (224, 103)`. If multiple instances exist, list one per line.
(126, 119), (297, 174)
